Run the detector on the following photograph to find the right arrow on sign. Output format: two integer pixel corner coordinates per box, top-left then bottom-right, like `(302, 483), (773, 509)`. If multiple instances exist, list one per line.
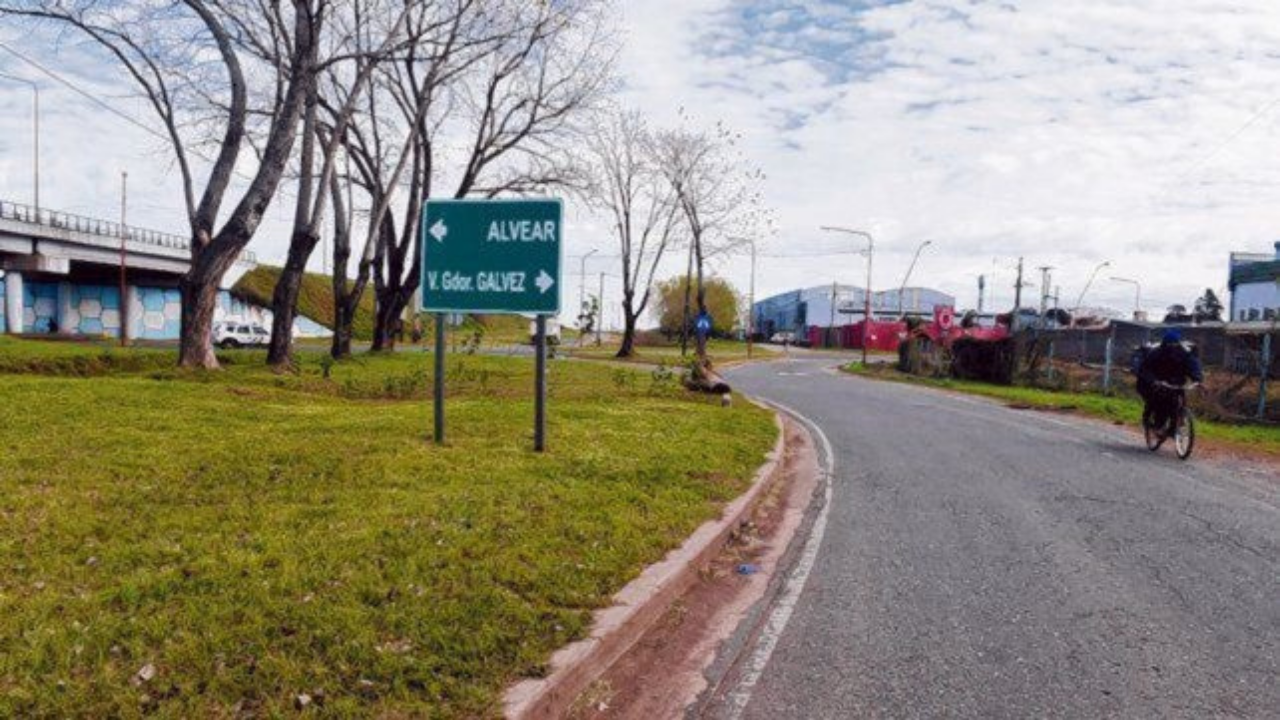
(429, 219), (448, 243)
(535, 270), (555, 294)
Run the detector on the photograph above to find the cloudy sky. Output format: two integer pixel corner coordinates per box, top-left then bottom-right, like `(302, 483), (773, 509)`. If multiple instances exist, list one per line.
(4, 1), (1280, 322)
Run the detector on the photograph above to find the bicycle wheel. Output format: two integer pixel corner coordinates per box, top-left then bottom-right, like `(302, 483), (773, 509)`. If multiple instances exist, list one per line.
(1174, 409), (1195, 460)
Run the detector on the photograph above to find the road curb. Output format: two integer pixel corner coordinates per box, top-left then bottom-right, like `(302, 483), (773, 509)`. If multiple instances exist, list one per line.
(502, 411), (788, 720)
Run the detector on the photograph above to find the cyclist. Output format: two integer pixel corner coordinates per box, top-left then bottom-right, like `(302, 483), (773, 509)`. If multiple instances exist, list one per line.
(1137, 329), (1203, 436)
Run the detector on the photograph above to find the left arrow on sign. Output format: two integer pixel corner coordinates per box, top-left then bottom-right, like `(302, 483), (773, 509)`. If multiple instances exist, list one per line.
(429, 219), (448, 243)
(535, 270), (555, 294)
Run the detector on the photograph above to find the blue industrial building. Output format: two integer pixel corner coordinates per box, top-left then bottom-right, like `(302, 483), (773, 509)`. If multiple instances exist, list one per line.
(752, 284), (956, 339)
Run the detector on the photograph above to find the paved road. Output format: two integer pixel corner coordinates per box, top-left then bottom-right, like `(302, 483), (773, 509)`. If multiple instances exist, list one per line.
(708, 355), (1279, 719)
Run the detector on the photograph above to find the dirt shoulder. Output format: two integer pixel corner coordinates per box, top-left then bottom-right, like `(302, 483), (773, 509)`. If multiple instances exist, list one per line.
(568, 415), (822, 719)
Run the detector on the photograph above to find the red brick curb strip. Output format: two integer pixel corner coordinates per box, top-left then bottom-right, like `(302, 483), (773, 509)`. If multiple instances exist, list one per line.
(502, 413), (787, 719)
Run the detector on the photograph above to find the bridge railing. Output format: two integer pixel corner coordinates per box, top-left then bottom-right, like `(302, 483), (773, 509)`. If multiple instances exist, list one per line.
(0, 199), (256, 264)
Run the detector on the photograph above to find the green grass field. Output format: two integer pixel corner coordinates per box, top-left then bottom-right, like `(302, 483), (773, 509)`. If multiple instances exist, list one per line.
(0, 338), (776, 717)
(844, 362), (1280, 454)
(233, 265), (379, 340)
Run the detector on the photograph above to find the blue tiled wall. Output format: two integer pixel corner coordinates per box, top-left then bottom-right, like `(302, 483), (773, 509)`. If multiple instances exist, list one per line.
(23, 282), (59, 333)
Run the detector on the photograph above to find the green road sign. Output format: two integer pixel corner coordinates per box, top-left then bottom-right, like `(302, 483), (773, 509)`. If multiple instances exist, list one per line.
(420, 198), (562, 315)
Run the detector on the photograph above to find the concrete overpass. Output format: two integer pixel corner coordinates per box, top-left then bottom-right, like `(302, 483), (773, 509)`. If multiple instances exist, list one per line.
(0, 198), (256, 338)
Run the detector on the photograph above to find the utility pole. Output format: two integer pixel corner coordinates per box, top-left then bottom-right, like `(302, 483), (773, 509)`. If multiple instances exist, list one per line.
(977, 274), (986, 315)
(1012, 257), (1025, 332)
(819, 226), (874, 365)
(829, 281), (837, 348)
(119, 171), (128, 347)
(1037, 266), (1054, 320)
(747, 240), (757, 359)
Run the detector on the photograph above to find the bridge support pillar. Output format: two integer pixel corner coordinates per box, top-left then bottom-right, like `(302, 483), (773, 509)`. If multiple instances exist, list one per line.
(123, 284), (137, 344)
(4, 270), (23, 334)
(57, 281), (73, 335)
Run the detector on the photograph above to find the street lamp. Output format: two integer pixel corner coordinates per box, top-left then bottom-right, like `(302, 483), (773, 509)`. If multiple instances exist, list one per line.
(726, 234), (760, 359)
(1071, 260), (1111, 326)
(0, 73), (40, 215)
(1110, 276), (1141, 319)
(897, 239), (934, 317)
(820, 226), (874, 365)
(596, 270), (605, 346)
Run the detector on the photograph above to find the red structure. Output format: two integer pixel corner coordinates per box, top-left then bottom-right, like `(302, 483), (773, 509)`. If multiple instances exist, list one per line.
(807, 313), (1008, 352)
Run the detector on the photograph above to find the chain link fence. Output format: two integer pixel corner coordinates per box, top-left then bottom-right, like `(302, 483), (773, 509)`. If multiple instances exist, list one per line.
(905, 322), (1278, 423)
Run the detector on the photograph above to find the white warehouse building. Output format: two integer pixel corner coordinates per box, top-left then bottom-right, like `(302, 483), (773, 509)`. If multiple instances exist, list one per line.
(1228, 243), (1280, 323)
(751, 284), (956, 339)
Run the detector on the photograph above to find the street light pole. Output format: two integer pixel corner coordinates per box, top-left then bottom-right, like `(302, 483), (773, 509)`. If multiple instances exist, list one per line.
(0, 73), (40, 215)
(820, 226), (874, 365)
(1072, 260), (1111, 326)
(897, 239), (933, 317)
(1111, 276), (1141, 320)
(596, 271), (604, 346)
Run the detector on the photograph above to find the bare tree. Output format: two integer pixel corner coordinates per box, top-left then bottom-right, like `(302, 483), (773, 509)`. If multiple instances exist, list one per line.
(318, 0), (488, 355)
(2, 1), (321, 368)
(654, 116), (767, 375)
(362, 0), (615, 352)
(263, 1), (413, 367)
(581, 109), (681, 357)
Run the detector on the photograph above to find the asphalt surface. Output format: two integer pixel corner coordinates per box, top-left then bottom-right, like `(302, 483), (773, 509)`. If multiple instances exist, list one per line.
(708, 354), (1279, 719)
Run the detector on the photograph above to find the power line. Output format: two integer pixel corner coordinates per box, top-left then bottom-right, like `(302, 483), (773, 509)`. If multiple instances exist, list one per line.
(0, 38), (300, 203)
(0, 39), (170, 144)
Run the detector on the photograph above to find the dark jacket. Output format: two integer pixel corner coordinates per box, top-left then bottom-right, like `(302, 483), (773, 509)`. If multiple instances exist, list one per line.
(1139, 342), (1204, 386)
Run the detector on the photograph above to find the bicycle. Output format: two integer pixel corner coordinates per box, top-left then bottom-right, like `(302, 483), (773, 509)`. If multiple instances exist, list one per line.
(1143, 381), (1199, 460)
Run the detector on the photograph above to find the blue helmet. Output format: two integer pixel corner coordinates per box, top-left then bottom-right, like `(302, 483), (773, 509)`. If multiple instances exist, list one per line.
(1161, 328), (1182, 345)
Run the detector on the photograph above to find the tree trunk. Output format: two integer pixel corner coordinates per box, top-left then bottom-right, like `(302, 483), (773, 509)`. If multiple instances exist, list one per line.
(178, 247), (241, 369)
(332, 305), (353, 358)
(617, 308), (638, 358)
(267, 229), (320, 367)
(694, 235), (709, 362)
(330, 241), (355, 359)
(372, 288), (409, 352)
(330, 225), (353, 359)
(178, 3), (314, 369)
(679, 243), (693, 357)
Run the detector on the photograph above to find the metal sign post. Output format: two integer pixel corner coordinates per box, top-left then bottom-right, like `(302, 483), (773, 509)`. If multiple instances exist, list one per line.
(434, 313), (445, 444)
(420, 198), (563, 451)
(535, 316), (547, 451)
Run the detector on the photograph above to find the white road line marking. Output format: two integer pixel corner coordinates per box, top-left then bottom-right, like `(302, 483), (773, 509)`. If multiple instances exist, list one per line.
(721, 400), (835, 719)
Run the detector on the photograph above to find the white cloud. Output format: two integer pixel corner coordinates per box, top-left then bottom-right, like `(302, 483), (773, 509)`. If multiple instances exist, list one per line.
(5, 1), (1280, 323)
(617, 0), (1280, 315)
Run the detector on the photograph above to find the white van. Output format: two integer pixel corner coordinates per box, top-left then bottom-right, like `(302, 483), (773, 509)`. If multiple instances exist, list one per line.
(213, 322), (270, 348)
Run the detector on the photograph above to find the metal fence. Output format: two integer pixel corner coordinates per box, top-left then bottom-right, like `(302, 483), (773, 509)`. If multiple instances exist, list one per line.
(0, 198), (190, 250)
(1019, 322), (1276, 421)
(0, 198), (257, 264)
